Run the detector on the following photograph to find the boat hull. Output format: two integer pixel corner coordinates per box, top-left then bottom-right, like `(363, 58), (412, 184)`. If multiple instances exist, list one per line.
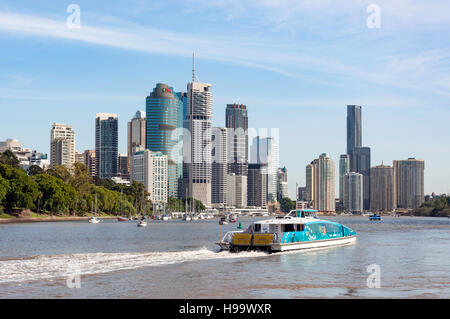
(270, 236), (356, 252)
(228, 236), (356, 253)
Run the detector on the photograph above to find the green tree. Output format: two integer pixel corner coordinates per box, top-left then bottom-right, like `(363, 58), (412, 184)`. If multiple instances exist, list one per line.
(47, 165), (71, 183)
(183, 197), (206, 212)
(33, 174), (77, 214)
(0, 163), (39, 212)
(280, 197), (295, 213)
(168, 197), (184, 212)
(413, 195), (450, 217)
(129, 181), (149, 212)
(28, 165), (44, 176)
(0, 150), (21, 168)
(0, 175), (9, 204)
(69, 162), (93, 195)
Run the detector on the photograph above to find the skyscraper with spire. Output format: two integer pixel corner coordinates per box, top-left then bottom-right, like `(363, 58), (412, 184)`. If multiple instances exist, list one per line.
(183, 54), (212, 206)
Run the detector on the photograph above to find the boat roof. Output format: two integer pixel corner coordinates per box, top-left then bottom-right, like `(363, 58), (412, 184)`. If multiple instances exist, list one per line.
(252, 216), (344, 226)
(253, 217), (316, 225)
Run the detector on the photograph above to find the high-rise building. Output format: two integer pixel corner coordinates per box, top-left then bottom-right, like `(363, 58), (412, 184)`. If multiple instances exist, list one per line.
(118, 154), (129, 180)
(0, 138), (22, 153)
(146, 84), (183, 199)
(225, 103), (248, 176)
(394, 158), (425, 209)
(347, 105), (362, 170)
(339, 154), (350, 203)
(83, 150), (96, 177)
(183, 74), (213, 206)
(343, 172), (364, 213)
(127, 110), (146, 174)
(95, 113), (118, 179)
(352, 146), (371, 210)
(277, 167), (289, 200)
(297, 186), (307, 201)
(247, 164), (267, 208)
(130, 148), (168, 205)
(250, 136), (279, 202)
(305, 163), (315, 203)
(227, 173), (247, 208)
(50, 123), (75, 168)
(307, 154), (335, 212)
(370, 164), (396, 212)
(75, 151), (84, 164)
(211, 127), (227, 206)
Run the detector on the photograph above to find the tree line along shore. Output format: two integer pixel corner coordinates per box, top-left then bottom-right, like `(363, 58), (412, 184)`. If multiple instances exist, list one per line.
(0, 150), (204, 220)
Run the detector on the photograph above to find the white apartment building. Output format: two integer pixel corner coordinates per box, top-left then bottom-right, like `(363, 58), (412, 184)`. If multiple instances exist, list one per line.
(50, 123), (75, 168)
(131, 148), (168, 205)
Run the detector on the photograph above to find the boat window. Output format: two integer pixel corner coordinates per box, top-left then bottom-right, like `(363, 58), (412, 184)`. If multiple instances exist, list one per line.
(296, 224), (304, 231)
(307, 223), (322, 234)
(254, 224), (261, 232)
(283, 224), (295, 232)
(325, 223), (341, 235)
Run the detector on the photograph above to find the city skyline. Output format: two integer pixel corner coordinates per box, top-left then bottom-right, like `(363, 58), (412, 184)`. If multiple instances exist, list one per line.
(1, 1), (450, 197)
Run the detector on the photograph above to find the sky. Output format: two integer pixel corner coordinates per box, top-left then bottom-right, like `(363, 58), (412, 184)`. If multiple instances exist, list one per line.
(0, 0), (449, 198)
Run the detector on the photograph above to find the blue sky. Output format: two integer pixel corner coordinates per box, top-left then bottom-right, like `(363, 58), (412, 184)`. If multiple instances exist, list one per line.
(1, 0), (449, 197)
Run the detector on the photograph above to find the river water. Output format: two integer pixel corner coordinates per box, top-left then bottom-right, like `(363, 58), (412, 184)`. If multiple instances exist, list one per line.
(0, 216), (449, 298)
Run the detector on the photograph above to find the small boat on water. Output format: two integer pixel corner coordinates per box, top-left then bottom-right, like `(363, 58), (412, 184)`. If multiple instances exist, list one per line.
(369, 213), (382, 221)
(89, 194), (100, 223)
(217, 209), (356, 253)
(219, 216), (228, 225)
(137, 218), (148, 227)
(88, 216), (100, 224)
(117, 217), (129, 222)
(183, 214), (192, 221)
(229, 214), (237, 223)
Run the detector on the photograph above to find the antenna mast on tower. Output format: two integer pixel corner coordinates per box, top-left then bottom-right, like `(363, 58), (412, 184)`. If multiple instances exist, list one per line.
(192, 53), (200, 82)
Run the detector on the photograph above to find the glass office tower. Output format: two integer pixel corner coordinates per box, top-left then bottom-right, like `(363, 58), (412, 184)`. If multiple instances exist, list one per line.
(225, 103), (248, 176)
(146, 84), (183, 199)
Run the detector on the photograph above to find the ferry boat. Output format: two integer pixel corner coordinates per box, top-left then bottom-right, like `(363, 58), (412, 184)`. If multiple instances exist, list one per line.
(369, 213), (382, 221)
(217, 209), (356, 253)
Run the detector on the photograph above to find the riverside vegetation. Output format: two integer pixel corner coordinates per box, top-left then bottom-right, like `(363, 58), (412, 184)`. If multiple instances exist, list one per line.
(0, 150), (205, 218)
(412, 195), (450, 217)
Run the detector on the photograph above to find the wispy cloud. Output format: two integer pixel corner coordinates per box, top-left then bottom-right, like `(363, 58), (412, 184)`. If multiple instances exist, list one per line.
(0, 8), (450, 97)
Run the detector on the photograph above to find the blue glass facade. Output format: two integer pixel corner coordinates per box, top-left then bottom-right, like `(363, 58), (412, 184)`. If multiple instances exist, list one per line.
(146, 84), (183, 199)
